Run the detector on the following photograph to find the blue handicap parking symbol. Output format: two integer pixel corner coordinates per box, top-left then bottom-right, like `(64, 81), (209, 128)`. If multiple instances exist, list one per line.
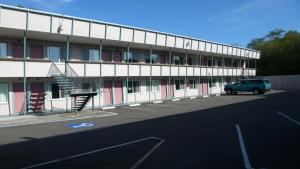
(67, 122), (95, 129)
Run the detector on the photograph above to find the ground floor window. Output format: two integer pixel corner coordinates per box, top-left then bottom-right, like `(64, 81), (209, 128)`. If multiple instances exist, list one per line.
(128, 81), (140, 93)
(146, 80), (161, 92)
(0, 84), (8, 103)
(209, 79), (217, 87)
(188, 80), (196, 89)
(51, 83), (66, 99)
(175, 80), (184, 90)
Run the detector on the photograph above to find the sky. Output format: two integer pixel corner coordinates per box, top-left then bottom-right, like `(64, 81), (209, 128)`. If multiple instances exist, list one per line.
(0, 0), (299, 47)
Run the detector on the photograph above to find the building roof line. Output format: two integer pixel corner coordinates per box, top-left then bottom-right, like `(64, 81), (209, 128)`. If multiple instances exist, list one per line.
(0, 3), (259, 53)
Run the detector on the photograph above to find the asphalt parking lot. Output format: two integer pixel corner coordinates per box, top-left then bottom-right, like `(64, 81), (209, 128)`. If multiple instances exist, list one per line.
(0, 90), (299, 169)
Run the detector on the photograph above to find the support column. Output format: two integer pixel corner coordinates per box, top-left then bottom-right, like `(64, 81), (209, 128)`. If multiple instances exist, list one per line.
(112, 79), (115, 105)
(126, 44), (130, 104)
(99, 40), (102, 107)
(149, 46), (153, 102)
(168, 49), (172, 99)
(66, 36), (70, 112)
(231, 51), (233, 83)
(184, 51), (187, 98)
(23, 31), (27, 115)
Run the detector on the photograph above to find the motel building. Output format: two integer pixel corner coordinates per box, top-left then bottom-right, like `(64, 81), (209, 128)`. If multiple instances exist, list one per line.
(0, 4), (259, 116)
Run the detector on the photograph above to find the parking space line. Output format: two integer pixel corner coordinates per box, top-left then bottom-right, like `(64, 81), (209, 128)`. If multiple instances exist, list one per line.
(122, 107), (155, 111)
(277, 111), (300, 126)
(235, 124), (252, 169)
(21, 137), (163, 169)
(130, 139), (165, 169)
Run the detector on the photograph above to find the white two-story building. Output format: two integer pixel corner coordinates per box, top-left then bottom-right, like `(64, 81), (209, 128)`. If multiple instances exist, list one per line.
(0, 4), (259, 116)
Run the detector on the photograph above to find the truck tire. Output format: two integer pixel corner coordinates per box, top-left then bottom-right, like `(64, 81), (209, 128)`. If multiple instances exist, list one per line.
(252, 88), (260, 95)
(226, 88), (233, 95)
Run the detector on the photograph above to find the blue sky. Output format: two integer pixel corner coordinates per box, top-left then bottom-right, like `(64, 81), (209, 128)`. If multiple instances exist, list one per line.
(0, 0), (299, 47)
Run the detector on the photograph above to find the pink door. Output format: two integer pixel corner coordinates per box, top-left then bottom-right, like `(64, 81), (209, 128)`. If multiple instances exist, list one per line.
(113, 51), (122, 62)
(12, 43), (24, 58)
(161, 80), (167, 99)
(170, 80), (174, 97)
(104, 81), (112, 105)
(200, 79), (203, 96)
(30, 83), (44, 112)
(13, 83), (25, 113)
(203, 79), (208, 95)
(114, 81), (123, 104)
(30, 45), (43, 59)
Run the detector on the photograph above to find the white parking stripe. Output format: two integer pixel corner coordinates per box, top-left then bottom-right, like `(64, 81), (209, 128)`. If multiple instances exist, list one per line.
(235, 124), (252, 169)
(21, 137), (163, 169)
(277, 111), (300, 126)
(130, 139), (165, 169)
(122, 107), (154, 111)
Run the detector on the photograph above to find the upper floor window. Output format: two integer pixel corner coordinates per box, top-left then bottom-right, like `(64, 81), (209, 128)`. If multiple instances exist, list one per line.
(174, 56), (184, 65)
(145, 53), (160, 64)
(0, 43), (7, 58)
(0, 84), (8, 103)
(79, 48), (99, 61)
(123, 51), (139, 63)
(47, 46), (66, 62)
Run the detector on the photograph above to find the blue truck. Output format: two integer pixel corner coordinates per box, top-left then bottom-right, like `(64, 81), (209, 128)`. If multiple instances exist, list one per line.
(224, 79), (272, 95)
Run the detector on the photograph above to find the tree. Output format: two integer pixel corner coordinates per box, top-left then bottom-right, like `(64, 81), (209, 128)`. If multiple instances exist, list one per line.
(248, 29), (300, 76)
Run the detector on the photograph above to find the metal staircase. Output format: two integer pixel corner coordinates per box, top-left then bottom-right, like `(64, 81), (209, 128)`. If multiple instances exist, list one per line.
(48, 63), (97, 113)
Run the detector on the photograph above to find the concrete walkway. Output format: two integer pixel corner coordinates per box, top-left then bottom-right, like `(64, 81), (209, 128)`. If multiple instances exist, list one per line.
(0, 110), (117, 128)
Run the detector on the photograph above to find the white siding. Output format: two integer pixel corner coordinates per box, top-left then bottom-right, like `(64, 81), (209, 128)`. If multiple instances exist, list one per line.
(223, 46), (228, 55)
(205, 42), (212, 52)
(161, 66), (169, 76)
(1, 9), (26, 30)
(133, 30), (145, 43)
(90, 23), (105, 39)
(145, 32), (156, 45)
(175, 37), (184, 48)
(26, 62), (52, 77)
(121, 27), (133, 42)
(86, 64), (100, 76)
(115, 64), (128, 76)
(141, 65), (150, 76)
(184, 39), (192, 49)
(73, 20), (89, 37)
(199, 41), (205, 51)
(28, 13), (50, 32)
(156, 34), (166, 46)
(211, 43), (217, 53)
(52, 16), (72, 35)
(191, 40), (199, 51)
(217, 45), (223, 54)
(106, 25), (120, 41)
(166, 35), (175, 47)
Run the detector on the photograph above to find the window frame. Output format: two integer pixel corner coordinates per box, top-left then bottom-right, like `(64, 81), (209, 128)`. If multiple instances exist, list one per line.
(47, 46), (66, 62)
(51, 83), (66, 99)
(146, 80), (161, 92)
(127, 80), (140, 94)
(0, 83), (9, 103)
(175, 80), (185, 90)
(0, 42), (8, 58)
